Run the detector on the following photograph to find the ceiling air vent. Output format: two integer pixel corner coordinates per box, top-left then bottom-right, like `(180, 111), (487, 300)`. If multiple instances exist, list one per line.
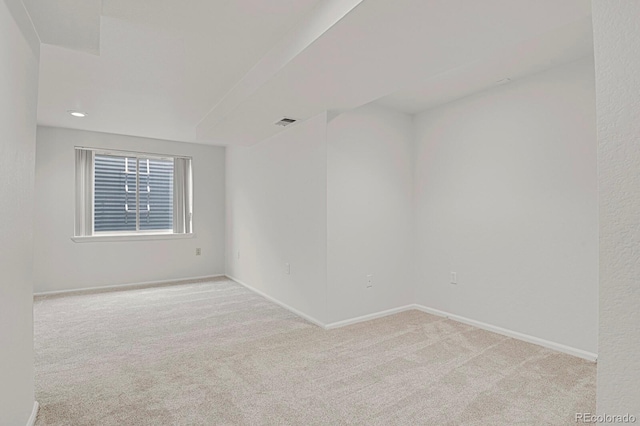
(275, 117), (297, 127)
(495, 78), (512, 86)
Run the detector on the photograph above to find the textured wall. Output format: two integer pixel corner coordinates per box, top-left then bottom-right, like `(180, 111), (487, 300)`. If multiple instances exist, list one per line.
(34, 127), (226, 293)
(226, 113), (328, 324)
(0, 0), (39, 423)
(326, 104), (414, 324)
(413, 59), (598, 355)
(593, 0), (640, 415)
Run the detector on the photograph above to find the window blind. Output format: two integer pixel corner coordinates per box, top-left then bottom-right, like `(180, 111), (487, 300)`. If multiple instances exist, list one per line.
(94, 155), (174, 232)
(75, 148), (191, 237)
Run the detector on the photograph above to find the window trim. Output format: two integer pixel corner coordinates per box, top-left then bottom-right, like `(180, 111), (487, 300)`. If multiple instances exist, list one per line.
(71, 233), (196, 243)
(74, 146), (193, 242)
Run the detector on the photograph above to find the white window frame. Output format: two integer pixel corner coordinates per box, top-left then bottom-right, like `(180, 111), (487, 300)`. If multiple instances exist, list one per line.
(72, 147), (194, 243)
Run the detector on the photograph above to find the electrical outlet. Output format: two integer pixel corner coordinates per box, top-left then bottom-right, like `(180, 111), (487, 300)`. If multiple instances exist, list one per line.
(195, 248), (201, 256)
(366, 274), (373, 288)
(450, 272), (457, 285)
(237, 251), (240, 260)
(285, 263), (291, 275)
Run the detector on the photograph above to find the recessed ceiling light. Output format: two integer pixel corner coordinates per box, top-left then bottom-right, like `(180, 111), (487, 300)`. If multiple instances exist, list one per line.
(68, 110), (87, 118)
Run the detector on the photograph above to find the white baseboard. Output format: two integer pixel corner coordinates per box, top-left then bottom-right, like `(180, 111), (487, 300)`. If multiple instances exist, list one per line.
(324, 305), (415, 329)
(26, 401), (38, 426)
(34, 274), (226, 297)
(412, 304), (598, 362)
(222, 278), (596, 362)
(225, 275), (327, 328)
(63, 273), (595, 362)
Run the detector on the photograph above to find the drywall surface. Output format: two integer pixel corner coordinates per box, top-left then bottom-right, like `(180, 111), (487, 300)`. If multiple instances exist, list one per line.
(326, 104), (414, 323)
(225, 113), (328, 323)
(0, 0), (39, 423)
(413, 58), (598, 354)
(592, 0), (640, 415)
(33, 127), (225, 293)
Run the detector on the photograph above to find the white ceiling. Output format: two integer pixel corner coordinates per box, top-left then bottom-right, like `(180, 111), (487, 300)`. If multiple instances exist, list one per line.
(376, 16), (594, 114)
(32, 0), (593, 146)
(36, 0), (324, 142)
(23, 0), (101, 54)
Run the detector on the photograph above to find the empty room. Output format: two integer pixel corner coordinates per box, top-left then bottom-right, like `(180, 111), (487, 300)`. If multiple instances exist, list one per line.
(1, 0), (639, 425)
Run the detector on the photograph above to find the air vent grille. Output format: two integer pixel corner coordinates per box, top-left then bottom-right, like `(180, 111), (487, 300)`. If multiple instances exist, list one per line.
(275, 117), (297, 127)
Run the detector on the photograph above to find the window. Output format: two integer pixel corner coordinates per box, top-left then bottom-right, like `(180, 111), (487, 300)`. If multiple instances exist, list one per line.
(74, 148), (193, 240)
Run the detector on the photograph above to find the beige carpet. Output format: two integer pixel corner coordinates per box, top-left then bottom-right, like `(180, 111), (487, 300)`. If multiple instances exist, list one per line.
(34, 278), (595, 425)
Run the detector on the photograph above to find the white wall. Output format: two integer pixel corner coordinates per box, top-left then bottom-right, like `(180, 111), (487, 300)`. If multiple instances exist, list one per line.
(226, 112), (328, 323)
(326, 105), (414, 323)
(413, 58), (598, 354)
(34, 127), (226, 293)
(593, 0), (640, 414)
(0, 0), (40, 424)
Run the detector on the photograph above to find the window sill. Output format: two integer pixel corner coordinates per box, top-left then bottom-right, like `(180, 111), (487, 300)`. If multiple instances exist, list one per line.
(71, 233), (196, 243)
